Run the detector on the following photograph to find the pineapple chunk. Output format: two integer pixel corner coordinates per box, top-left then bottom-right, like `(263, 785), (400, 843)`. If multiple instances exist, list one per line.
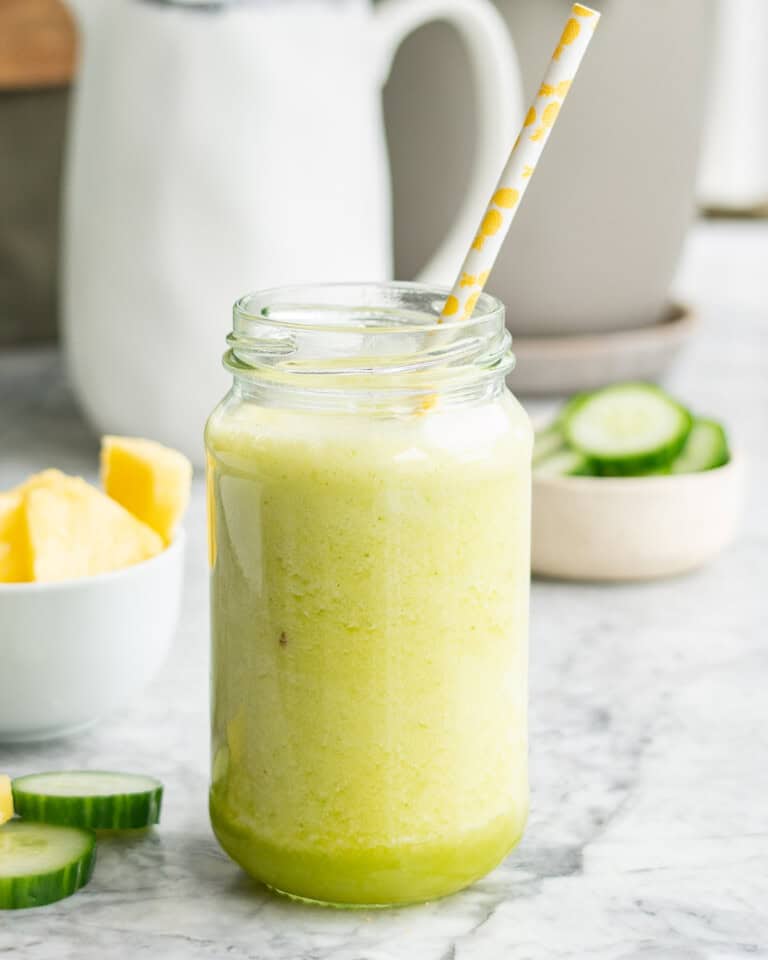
(24, 474), (164, 582)
(16, 469), (70, 492)
(0, 491), (27, 582)
(1, 473), (73, 581)
(0, 775), (13, 825)
(101, 436), (192, 544)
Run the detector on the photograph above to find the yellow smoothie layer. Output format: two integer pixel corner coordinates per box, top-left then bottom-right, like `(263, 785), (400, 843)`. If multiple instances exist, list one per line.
(206, 394), (531, 905)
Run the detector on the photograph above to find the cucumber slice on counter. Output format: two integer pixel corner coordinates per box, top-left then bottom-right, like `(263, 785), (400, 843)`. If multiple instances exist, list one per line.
(533, 425), (565, 465)
(0, 821), (95, 910)
(563, 383), (692, 475)
(670, 418), (730, 473)
(12, 772), (163, 830)
(533, 448), (594, 478)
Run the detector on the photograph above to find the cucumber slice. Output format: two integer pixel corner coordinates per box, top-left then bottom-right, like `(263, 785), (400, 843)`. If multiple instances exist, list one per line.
(0, 821), (95, 910)
(670, 418), (729, 473)
(534, 448), (594, 477)
(563, 383), (692, 475)
(533, 394), (595, 466)
(12, 772), (163, 830)
(533, 425), (565, 465)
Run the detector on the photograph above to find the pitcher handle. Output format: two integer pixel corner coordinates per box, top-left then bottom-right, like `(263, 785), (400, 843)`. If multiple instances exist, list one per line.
(375, 0), (524, 285)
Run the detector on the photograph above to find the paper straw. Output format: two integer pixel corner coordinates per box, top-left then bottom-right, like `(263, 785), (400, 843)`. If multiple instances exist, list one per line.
(439, 3), (600, 323)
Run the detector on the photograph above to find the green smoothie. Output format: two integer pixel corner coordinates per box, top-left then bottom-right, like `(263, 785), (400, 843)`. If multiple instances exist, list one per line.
(207, 393), (531, 905)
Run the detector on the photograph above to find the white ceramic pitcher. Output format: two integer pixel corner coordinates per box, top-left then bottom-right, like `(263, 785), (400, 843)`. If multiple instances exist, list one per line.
(62, 0), (522, 462)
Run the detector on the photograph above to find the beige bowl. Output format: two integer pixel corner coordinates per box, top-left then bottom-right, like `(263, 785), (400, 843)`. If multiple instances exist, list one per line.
(532, 454), (745, 581)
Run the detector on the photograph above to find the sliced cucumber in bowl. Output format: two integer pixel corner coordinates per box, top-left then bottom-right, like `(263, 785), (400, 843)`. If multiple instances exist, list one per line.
(562, 382), (692, 476)
(532, 394), (591, 466)
(533, 448), (594, 478)
(533, 384), (732, 484)
(670, 418), (730, 473)
(533, 424), (565, 465)
(12, 771), (163, 831)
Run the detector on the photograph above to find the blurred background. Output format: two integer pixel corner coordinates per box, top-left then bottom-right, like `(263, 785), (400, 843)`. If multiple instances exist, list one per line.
(0, 0), (766, 458)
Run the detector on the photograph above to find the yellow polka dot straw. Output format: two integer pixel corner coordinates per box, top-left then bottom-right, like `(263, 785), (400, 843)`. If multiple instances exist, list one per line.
(439, 3), (600, 323)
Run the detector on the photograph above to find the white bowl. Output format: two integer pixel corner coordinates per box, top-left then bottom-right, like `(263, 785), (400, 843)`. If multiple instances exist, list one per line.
(0, 532), (184, 742)
(532, 456), (745, 581)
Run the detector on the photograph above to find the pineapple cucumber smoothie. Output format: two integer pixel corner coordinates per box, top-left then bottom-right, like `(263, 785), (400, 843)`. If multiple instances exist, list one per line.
(207, 392), (531, 906)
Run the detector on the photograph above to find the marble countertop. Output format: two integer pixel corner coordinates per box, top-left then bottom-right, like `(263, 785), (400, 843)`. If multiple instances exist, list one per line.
(1, 221), (767, 958)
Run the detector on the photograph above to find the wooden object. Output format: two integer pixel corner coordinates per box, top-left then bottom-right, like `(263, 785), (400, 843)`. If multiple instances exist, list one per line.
(0, 0), (77, 90)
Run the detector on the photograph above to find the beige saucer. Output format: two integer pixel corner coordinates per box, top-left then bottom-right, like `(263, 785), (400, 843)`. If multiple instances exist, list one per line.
(532, 453), (745, 582)
(508, 303), (696, 396)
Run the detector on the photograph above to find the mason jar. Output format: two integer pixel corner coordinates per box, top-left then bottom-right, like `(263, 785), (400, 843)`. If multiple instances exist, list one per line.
(206, 282), (531, 906)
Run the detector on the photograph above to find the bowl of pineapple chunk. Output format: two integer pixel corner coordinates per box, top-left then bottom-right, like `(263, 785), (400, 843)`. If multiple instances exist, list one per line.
(0, 437), (192, 742)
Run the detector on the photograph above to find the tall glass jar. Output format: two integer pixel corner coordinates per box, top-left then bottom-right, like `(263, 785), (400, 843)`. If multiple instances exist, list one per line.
(206, 283), (531, 907)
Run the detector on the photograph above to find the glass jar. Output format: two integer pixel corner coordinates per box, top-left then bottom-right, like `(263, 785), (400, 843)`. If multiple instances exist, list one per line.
(206, 282), (531, 907)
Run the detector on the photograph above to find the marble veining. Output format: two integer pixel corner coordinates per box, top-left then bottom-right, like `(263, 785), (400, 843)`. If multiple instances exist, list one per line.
(1, 221), (767, 958)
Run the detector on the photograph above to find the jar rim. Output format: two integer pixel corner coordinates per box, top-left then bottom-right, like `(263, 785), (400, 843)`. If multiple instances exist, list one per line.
(225, 281), (514, 407)
(233, 281), (505, 335)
